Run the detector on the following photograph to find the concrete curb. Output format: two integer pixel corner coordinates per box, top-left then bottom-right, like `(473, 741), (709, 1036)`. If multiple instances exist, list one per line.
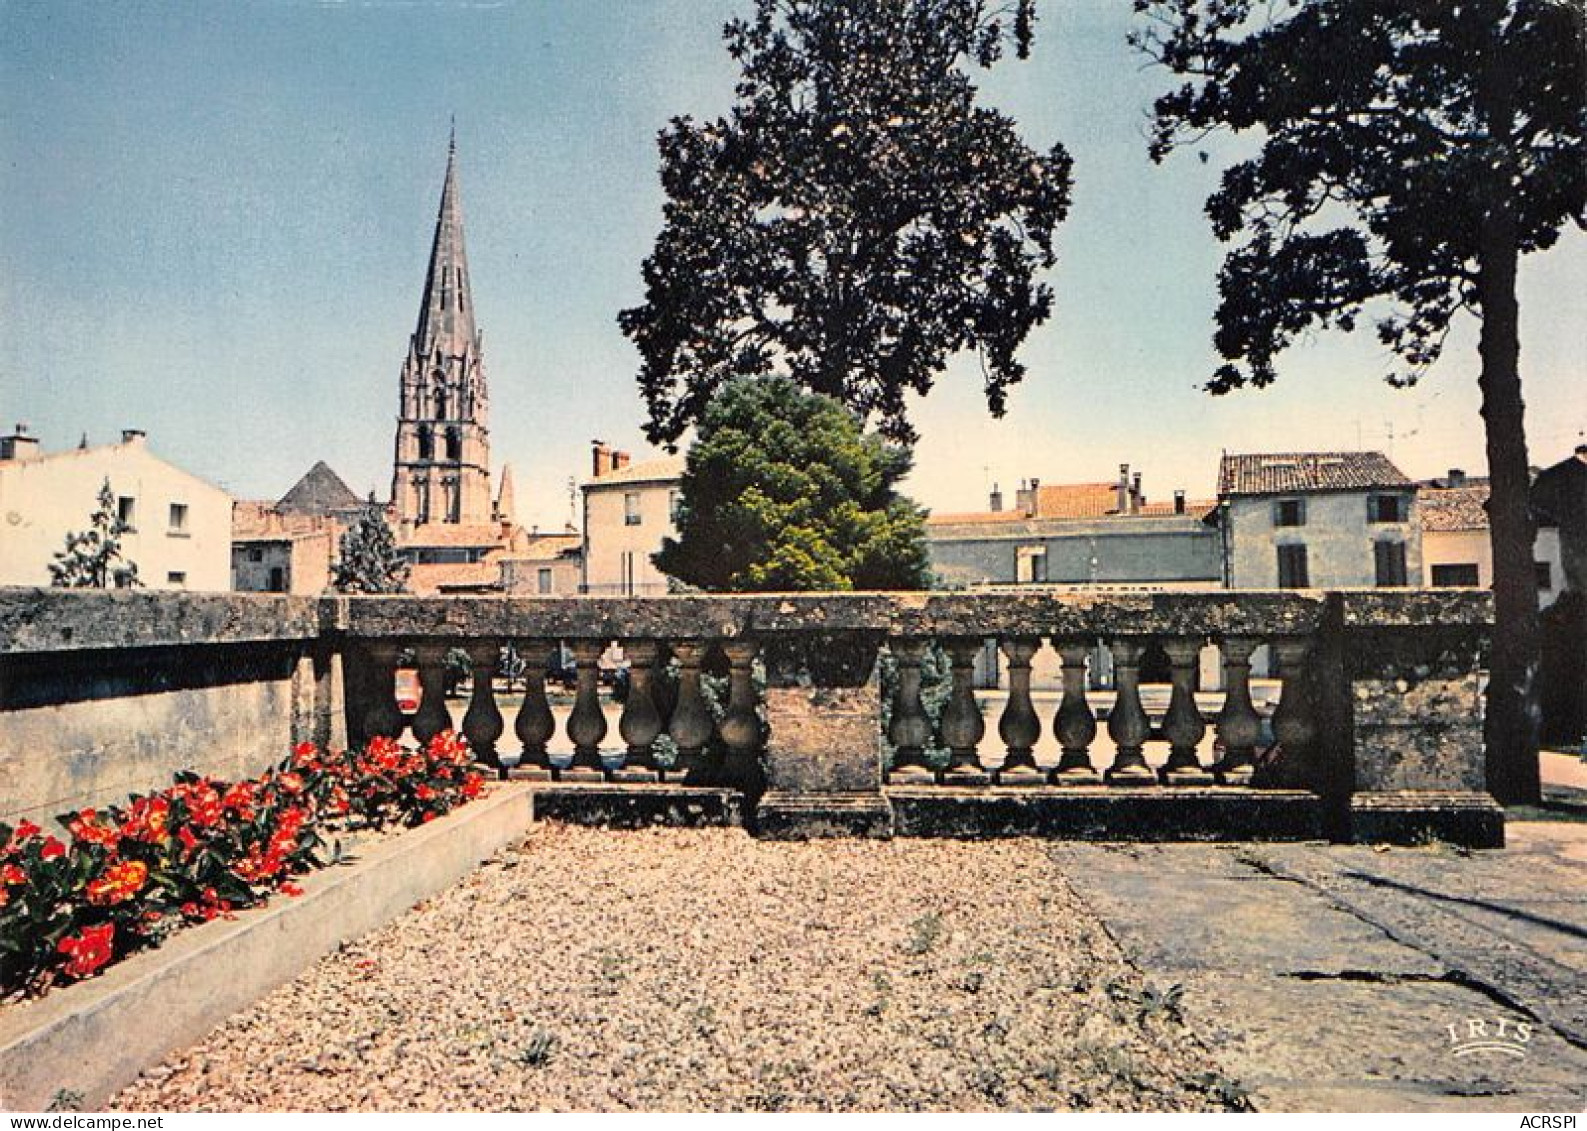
(0, 783), (533, 1112)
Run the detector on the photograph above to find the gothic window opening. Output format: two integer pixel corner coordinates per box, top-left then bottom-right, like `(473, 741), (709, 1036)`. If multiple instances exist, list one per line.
(445, 427), (462, 462)
(417, 428), (433, 461)
(433, 385), (447, 420)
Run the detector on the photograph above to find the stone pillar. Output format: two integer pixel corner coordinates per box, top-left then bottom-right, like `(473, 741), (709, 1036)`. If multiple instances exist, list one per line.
(755, 632), (893, 839)
(1319, 592), (1502, 847)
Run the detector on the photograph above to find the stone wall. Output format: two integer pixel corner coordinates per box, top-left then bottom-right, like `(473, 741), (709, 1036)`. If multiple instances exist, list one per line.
(0, 589), (337, 829)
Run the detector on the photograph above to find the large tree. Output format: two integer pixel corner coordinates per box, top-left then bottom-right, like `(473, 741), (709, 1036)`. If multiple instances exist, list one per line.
(655, 375), (931, 591)
(621, 0), (1072, 448)
(49, 479), (140, 589)
(1132, 0), (1586, 804)
(331, 501), (410, 595)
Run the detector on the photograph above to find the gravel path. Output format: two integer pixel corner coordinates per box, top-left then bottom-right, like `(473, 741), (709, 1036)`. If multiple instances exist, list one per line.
(113, 824), (1240, 1112)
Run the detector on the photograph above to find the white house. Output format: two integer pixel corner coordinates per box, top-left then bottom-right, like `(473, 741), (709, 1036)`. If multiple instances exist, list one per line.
(1419, 470), (1565, 610)
(1217, 451), (1421, 589)
(580, 441), (684, 596)
(0, 426), (233, 591)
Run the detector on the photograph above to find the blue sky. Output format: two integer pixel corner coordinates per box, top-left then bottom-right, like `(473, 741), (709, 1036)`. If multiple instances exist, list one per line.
(3, 0), (1583, 530)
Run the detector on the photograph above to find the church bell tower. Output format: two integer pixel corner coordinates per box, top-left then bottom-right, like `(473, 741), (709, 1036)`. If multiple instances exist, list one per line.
(391, 130), (493, 529)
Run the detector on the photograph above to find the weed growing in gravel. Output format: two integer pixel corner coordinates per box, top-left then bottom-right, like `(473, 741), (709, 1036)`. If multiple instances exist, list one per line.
(514, 1030), (558, 1068)
(863, 970), (893, 1017)
(905, 912), (943, 956)
(1188, 1070), (1253, 1110)
(594, 949), (628, 995)
(47, 1089), (83, 1112)
(959, 969), (985, 994)
(1104, 978), (1185, 1024)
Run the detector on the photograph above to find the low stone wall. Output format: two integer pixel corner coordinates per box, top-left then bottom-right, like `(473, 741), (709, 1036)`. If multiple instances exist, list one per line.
(0, 589), (340, 828)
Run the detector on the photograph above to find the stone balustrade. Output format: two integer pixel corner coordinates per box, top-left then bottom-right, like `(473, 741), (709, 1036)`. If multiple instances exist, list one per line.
(0, 587), (1503, 845)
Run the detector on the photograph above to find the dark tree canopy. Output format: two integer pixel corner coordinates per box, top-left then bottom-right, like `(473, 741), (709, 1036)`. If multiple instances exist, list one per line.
(655, 375), (931, 592)
(1133, 0), (1586, 804)
(331, 502), (411, 595)
(621, 0), (1073, 448)
(49, 479), (140, 589)
(1132, 0), (1584, 393)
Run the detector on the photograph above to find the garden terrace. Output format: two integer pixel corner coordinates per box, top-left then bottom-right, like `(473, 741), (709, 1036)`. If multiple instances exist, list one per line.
(0, 586), (1501, 846)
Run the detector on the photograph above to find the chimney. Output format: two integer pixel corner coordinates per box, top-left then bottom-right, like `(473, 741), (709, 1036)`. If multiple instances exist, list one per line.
(1174, 489), (1186, 515)
(1447, 468), (1467, 487)
(591, 439), (611, 478)
(121, 428), (146, 447)
(1131, 471), (1143, 514)
(1014, 478), (1036, 516)
(989, 482), (1003, 512)
(0, 423), (40, 462)
(1116, 463), (1130, 514)
(612, 450), (632, 471)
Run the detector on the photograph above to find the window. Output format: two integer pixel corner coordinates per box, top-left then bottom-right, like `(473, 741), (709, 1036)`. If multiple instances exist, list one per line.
(1537, 561), (1553, 591)
(444, 427), (461, 462)
(1374, 540), (1408, 587)
(1431, 563), (1480, 587)
(247, 547), (264, 563)
(417, 428), (433, 461)
(166, 571), (187, 588)
(1273, 498), (1306, 527)
(621, 550), (636, 595)
(537, 568), (553, 595)
(1369, 494), (1409, 523)
(168, 503), (188, 534)
(1015, 545), (1048, 583)
(1277, 544), (1309, 588)
(117, 496), (137, 530)
(624, 492), (642, 526)
(668, 489), (682, 525)
(267, 566), (285, 593)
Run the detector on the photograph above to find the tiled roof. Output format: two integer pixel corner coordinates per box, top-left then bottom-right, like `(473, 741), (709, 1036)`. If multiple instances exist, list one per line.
(583, 455), (686, 488)
(1419, 485), (1489, 532)
(1218, 451), (1411, 496)
(497, 533), (581, 563)
(400, 522), (511, 549)
(233, 501), (343, 540)
(407, 561), (502, 595)
(276, 461), (363, 515)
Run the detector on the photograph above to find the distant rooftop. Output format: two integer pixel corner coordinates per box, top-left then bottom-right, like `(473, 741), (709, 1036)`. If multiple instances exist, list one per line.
(1419, 484), (1489, 533)
(583, 455), (685, 489)
(1218, 451), (1411, 497)
(276, 461), (363, 516)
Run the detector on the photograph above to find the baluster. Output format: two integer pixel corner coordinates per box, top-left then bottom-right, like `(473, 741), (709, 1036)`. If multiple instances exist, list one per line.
(1159, 638), (1213, 785)
(1052, 641), (1100, 783)
(1265, 639), (1317, 787)
(1213, 636), (1262, 785)
(460, 640), (505, 773)
(411, 642), (452, 746)
(613, 640), (662, 782)
(993, 637), (1043, 785)
(1104, 639), (1155, 785)
(361, 641), (406, 742)
(718, 640), (761, 790)
(512, 638), (556, 781)
(563, 640), (609, 782)
(940, 637), (989, 786)
(887, 638), (934, 784)
(666, 641), (713, 784)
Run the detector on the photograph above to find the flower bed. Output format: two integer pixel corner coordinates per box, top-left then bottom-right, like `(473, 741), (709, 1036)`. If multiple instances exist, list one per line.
(1, 732), (485, 1000)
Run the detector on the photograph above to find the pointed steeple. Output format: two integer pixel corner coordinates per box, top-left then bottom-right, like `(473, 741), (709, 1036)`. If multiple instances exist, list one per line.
(495, 463), (516, 525)
(412, 125), (477, 359)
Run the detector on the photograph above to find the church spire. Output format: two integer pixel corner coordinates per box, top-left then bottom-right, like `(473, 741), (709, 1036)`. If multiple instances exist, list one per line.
(412, 127), (476, 359)
(391, 131), (494, 529)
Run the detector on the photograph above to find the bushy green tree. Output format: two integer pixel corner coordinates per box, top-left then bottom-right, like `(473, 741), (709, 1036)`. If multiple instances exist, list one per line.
(49, 479), (140, 589)
(655, 375), (930, 592)
(1132, 0), (1586, 804)
(621, 0), (1072, 448)
(331, 502), (410, 595)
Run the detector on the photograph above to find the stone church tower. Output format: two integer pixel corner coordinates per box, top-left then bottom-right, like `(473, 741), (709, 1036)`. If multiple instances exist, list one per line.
(390, 133), (494, 529)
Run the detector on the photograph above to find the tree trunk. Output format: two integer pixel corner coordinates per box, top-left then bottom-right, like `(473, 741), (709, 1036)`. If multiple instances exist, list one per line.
(1476, 213), (1542, 806)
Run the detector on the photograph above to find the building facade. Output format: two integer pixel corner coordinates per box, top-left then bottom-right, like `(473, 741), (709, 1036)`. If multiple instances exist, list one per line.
(1217, 451), (1421, 589)
(232, 461), (364, 595)
(0, 426), (231, 591)
(580, 442), (684, 596)
(1420, 470), (1565, 610)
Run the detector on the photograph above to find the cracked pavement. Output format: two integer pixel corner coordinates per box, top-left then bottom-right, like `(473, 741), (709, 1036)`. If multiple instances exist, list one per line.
(1052, 822), (1587, 1112)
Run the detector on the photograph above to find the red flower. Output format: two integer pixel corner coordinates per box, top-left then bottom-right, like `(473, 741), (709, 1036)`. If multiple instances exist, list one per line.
(177, 826), (200, 854)
(67, 809), (121, 850)
(122, 796), (171, 844)
(279, 882), (304, 897)
(0, 863), (25, 886)
(87, 859), (149, 905)
(39, 837), (66, 861)
(58, 923), (115, 979)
